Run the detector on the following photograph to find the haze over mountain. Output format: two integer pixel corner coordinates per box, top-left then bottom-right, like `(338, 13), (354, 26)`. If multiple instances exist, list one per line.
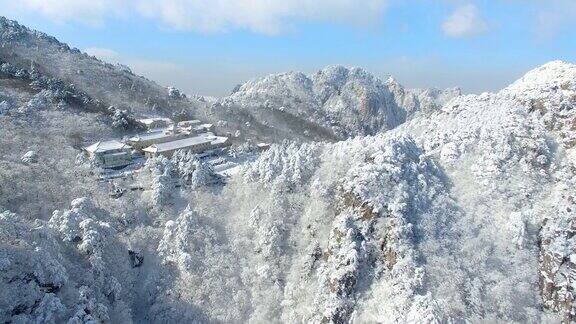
(1, 17), (576, 324)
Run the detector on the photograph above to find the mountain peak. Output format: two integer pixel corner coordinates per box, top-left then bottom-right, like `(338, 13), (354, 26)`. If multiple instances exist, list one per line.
(313, 65), (376, 86)
(503, 60), (576, 95)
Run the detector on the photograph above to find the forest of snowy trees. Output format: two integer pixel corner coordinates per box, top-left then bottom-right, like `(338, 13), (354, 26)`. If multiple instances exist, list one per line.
(2, 15), (576, 324)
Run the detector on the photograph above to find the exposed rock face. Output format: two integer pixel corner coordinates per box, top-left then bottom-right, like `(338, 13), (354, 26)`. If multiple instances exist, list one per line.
(128, 250), (144, 268)
(540, 227), (576, 323)
(539, 187), (576, 323)
(21, 150), (37, 163)
(233, 136), (449, 322)
(251, 61), (576, 322)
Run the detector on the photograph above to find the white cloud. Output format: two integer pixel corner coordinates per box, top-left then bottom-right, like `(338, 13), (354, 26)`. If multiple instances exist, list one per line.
(5, 0), (127, 26)
(442, 3), (488, 38)
(3, 0), (388, 34)
(137, 0), (388, 34)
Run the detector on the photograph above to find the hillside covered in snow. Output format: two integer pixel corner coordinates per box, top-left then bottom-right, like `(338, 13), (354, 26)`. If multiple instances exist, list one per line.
(2, 16), (576, 324)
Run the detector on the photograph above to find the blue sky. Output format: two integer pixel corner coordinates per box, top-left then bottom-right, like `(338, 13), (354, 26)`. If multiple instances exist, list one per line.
(2, 0), (576, 96)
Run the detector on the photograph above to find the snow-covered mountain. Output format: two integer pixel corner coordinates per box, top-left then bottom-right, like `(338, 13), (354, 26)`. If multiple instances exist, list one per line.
(0, 17), (200, 118)
(2, 16), (576, 324)
(1, 16), (458, 143)
(222, 65), (460, 138)
(0, 17), (336, 142)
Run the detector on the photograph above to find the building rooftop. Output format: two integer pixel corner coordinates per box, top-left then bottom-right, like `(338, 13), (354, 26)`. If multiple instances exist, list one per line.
(129, 129), (175, 142)
(138, 117), (172, 126)
(85, 140), (131, 153)
(194, 123), (213, 129)
(211, 136), (230, 146)
(177, 119), (201, 125)
(143, 135), (212, 153)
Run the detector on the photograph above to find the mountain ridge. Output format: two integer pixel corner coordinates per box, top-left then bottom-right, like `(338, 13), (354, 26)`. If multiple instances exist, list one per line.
(222, 64), (462, 138)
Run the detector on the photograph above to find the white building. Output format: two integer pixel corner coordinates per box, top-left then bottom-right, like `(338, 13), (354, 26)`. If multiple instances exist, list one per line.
(208, 134), (231, 149)
(128, 127), (190, 151)
(177, 120), (202, 128)
(257, 143), (271, 151)
(142, 133), (231, 158)
(143, 136), (212, 158)
(138, 117), (172, 130)
(178, 122), (215, 135)
(194, 123), (215, 133)
(84, 140), (132, 168)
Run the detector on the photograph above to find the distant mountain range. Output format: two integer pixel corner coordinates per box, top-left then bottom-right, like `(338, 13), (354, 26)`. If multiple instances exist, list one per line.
(224, 65), (460, 138)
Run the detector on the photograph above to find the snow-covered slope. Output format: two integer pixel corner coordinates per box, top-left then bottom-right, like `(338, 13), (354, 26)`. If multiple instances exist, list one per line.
(392, 60), (576, 322)
(210, 61), (575, 322)
(502, 60), (576, 149)
(178, 61), (574, 322)
(0, 17), (204, 117)
(223, 65), (461, 138)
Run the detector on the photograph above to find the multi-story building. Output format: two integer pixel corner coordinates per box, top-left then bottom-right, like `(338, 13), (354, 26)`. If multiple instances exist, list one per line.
(84, 140), (132, 168)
